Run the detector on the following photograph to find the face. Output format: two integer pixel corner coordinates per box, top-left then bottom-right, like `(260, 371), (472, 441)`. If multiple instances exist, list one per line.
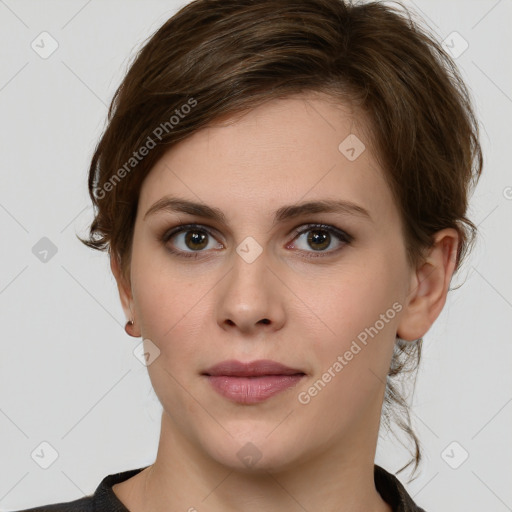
(120, 93), (417, 472)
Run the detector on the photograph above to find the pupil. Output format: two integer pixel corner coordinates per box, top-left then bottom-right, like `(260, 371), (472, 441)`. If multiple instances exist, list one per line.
(186, 230), (207, 250)
(308, 230), (329, 251)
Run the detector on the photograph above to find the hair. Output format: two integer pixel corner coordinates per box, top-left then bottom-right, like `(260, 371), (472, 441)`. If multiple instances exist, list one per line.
(79, 0), (483, 479)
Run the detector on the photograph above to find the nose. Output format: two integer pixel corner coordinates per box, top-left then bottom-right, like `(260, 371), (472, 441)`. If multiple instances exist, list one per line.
(216, 249), (286, 336)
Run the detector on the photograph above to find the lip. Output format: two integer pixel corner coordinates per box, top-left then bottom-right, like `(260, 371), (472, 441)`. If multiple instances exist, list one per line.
(202, 359), (306, 404)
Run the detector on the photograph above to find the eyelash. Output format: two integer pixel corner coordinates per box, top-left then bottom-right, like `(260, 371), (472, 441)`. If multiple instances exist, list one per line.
(160, 223), (354, 259)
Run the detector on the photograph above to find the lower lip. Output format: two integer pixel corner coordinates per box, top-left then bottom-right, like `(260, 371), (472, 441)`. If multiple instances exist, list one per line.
(205, 374), (305, 404)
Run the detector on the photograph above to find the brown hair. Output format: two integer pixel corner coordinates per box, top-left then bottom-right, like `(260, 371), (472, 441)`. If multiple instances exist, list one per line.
(79, 0), (483, 478)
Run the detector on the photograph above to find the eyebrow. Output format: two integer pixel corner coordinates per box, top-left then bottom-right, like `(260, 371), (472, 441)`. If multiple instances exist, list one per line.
(143, 196), (372, 225)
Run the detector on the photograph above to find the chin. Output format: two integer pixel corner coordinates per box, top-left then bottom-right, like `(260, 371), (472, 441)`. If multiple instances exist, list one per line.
(201, 426), (307, 474)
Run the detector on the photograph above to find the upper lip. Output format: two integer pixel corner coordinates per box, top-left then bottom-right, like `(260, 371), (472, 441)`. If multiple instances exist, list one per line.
(202, 359), (305, 377)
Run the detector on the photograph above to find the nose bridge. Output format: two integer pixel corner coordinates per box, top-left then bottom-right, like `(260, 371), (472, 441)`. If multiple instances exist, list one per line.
(216, 240), (285, 332)
(229, 241), (270, 308)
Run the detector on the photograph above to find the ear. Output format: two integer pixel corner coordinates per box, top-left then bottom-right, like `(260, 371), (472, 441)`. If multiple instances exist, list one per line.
(397, 228), (459, 341)
(110, 252), (141, 337)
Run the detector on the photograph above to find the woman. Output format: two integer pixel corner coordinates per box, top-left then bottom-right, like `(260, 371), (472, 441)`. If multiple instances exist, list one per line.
(15, 0), (482, 510)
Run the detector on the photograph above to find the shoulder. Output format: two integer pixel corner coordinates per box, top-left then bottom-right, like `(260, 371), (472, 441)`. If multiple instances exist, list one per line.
(7, 466), (149, 512)
(8, 495), (94, 512)
(374, 465), (427, 512)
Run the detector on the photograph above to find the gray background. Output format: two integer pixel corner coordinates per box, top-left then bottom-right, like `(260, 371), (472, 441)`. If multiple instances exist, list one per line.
(0, 0), (511, 510)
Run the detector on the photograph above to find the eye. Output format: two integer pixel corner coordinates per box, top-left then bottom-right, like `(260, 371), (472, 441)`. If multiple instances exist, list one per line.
(287, 224), (353, 257)
(160, 223), (353, 259)
(161, 224), (223, 258)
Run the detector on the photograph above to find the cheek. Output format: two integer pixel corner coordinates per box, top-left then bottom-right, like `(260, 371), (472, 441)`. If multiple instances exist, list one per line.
(132, 272), (209, 355)
(130, 229), (196, 333)
(129, 243), (187, 356)
(300, 253), (404, 410)
(129, 253), (211, 419)
(313, 259), (402, 343)
(295, 275), (400, 432)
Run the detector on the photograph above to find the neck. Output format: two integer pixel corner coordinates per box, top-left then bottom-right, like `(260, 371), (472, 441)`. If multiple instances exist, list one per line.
(120, 411), (392, 512)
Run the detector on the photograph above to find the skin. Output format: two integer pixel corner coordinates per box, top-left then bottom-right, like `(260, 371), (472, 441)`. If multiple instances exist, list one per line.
(110, 92), (458, 511)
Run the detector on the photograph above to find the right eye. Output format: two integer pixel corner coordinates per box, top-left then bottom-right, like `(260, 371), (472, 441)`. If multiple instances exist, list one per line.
(161, 224), (224, 258)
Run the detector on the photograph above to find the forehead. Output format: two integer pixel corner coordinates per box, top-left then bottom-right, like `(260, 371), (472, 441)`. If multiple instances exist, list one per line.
(138, 93), (399, 230)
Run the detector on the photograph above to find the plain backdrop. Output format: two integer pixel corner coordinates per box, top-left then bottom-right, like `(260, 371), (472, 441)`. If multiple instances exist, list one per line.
(0, 1), (511, 511)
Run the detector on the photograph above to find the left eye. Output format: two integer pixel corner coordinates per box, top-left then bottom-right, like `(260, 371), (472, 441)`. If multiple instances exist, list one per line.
(288, 224), (352, 255)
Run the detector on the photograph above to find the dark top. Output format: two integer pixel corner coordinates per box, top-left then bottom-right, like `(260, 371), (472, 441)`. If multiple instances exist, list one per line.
(12, 465), (426, 512)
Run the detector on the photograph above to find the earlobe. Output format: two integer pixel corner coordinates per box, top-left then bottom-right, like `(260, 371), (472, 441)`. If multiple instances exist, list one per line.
(397, 228), (459, 342)
(110, 252), (139, 336)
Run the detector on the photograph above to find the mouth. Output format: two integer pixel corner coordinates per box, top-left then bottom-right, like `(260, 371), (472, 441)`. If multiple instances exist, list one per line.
(201, 359), (306, 404)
